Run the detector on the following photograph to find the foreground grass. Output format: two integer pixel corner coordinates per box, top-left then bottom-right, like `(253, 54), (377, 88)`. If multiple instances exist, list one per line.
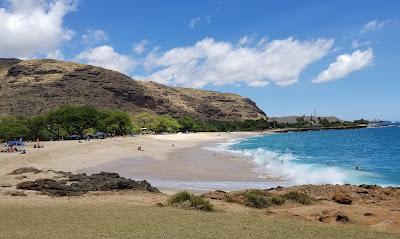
(0, 202), (398, 239)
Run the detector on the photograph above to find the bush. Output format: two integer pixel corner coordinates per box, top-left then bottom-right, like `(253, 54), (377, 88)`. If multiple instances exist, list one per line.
(271, 196), (286, 205)
(168, 191), (214, 212)
(283, 191), (313, 205)
(225, 194), (234, 202)
(243, 191), (271, 208)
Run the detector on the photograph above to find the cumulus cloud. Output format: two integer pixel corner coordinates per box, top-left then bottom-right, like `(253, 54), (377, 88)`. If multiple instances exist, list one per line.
(189, 17), (200, 28)
(75, 45), (135, 74)
(361, 20), (389, 34)
(313, 49), (374, 83)
(0, 0), (76, 58)
(46, 49), (64, 60)
(132, 40), (148, 54)
(81, 29), (108, 45)
(141, 37), (334, 88)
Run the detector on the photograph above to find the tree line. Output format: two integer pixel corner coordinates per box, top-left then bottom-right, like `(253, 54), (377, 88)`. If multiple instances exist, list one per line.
(0, 105), (368, 142)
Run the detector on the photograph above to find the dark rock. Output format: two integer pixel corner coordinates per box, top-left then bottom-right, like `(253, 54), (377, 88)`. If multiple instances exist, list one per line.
(336, 213), (350, 222)
(364, 212), (373, 216)
(16, 171), (159, 196)
(333, 192), (352, 204)
(15, 175), (28, 180)
(0, 183), (12, 187)
(359, 184), (380, 190)
(202, 190), (227, 200)
(5, 191), (27, 196)
(9, 167), (42, 175)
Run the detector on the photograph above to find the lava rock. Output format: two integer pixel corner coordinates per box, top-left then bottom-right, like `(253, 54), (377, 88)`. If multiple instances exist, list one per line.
(333, 192), (352, 204)
(9, 167), (42, 175)
(336, 213), (350, 222)
(16, 171), (159, 196)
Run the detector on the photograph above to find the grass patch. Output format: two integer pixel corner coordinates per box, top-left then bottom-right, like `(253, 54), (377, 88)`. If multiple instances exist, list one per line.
(168, 191), (214, 212)
(244, 193), (271, 208)
(271, 196), (286, 205)
(0, 202), (397, 239)
(283, 191), (314, 205)
(235, 190), (312, 208)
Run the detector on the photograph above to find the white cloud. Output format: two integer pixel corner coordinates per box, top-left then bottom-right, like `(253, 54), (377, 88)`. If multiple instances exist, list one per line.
(361, 20), (389, 34)
(189, 17), (200, 28)
(0, 0), (76, 58)
(81, 29), (108, 45)
(132, 40), (148, 54)
(141, 37), (334, 88)
(75, 45), (135, 74)
(351, 40), (371, 49)
(46, 49), (64, 60)
(313, 49), (374, 83)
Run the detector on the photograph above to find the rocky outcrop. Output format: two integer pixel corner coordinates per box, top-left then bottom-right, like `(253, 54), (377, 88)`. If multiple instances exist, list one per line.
(16, 170), (159, 196)
(0, 59), (266, 120)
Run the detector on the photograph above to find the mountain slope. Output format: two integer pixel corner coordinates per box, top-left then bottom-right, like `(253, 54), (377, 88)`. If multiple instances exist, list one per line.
(0, 59), (266, 120)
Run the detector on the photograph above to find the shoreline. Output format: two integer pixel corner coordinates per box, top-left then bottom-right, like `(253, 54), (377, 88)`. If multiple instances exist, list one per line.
(1, 130), (400, 234)
(0, 132), (266, 192)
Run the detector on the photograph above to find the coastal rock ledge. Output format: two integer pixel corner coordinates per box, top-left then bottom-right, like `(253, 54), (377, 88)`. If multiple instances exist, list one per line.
(15, 169), (159, 196)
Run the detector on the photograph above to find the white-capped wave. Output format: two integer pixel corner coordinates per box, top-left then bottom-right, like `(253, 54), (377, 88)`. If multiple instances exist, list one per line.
(235, 148), (349, 185)
(205, 139), (355, 186)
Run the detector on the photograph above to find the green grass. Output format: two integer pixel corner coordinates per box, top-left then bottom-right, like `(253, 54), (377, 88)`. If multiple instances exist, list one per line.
(271, 196), (286, 205)
(0, 202), (397, 239)
(283, 191), (314, 205)
(241, 190), (288, 208)
(168, 191), (214, 211)
(243, 191), (271, 208)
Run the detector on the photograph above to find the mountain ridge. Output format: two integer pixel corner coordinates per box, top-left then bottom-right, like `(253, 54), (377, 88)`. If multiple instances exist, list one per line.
(0, 58), (266, 121)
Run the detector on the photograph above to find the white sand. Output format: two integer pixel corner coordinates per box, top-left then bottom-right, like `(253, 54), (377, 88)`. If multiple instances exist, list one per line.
(0, 132), (265, 190)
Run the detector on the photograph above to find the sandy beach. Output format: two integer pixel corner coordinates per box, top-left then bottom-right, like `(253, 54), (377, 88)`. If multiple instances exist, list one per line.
(0, 132), (263, 192)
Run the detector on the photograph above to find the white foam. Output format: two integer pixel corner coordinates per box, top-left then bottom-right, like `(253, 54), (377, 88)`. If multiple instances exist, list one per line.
(205, 139), (354, 186)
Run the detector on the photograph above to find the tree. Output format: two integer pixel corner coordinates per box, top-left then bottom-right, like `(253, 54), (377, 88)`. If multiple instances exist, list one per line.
(45, 105), (99, 138)
(178, 116), (195, 132)
(98, 110), (133, 135)
(26, 115), (47, 140)
(131, 112), (160, 132)
(0, 116), (30, 142)
(155, 115), (181, 133)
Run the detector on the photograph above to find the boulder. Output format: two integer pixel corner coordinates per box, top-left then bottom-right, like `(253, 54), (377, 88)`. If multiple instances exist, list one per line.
(333, 192), (352, 204)
(336, 212), (350, 222)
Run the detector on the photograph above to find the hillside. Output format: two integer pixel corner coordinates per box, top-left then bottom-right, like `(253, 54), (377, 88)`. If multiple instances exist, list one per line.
(0, 59), (266, 121)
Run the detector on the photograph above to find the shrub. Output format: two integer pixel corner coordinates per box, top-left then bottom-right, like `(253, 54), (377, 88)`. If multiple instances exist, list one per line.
(244, 192), (271, 208)
(168, 191), (214, 212)
(225, 194), (234, 202)
(271, 196), (286, 205)
(283, 191), (313, 205)
(245, 189), (271, 197)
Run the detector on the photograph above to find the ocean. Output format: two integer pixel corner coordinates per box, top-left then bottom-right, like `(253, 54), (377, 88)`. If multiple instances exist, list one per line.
(209, 125), (400, 187)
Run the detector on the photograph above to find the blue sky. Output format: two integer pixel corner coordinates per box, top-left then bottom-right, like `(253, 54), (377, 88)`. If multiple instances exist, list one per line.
(0, 0), (399, 121)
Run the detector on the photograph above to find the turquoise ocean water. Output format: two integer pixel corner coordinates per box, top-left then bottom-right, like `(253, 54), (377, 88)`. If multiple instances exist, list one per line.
(212, 125), (400, 187)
